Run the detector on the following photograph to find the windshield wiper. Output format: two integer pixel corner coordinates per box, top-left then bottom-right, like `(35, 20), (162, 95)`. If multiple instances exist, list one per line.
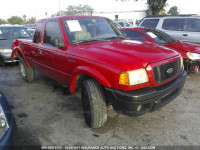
(104, 36), (128, 40)
(74, 39), (103, 45)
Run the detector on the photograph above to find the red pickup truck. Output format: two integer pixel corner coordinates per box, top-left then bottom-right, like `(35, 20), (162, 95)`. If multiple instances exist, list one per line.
(11, 16), (186, 128)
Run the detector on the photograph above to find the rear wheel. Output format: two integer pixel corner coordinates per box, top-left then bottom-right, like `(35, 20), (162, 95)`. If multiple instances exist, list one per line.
(19, 57), (35, 82)
(81, 79), (107, 128)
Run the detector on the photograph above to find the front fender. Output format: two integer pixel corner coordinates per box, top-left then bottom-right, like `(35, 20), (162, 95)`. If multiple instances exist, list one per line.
(11, 46), (31, 68)
(69, 66), (111, 93)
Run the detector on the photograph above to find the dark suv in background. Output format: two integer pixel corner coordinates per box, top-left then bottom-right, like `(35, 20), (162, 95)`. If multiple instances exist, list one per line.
(138, 15), (200, 45)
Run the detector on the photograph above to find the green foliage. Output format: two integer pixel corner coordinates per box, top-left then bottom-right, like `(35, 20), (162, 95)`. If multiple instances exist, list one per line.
(66, 5), (94, 15)
(118, 0), (168, 15)
(7, 16), (23, 25)
(52, 4), (94, 16)
(26, 17), (37, 24)
(168, 6), (179, 15)
(147, 0), (167, 15)
(5, 16), (36, 25)
(146, 3), (167, 16)
(0, 18), (7, 25)
(23, 15), (27, 23)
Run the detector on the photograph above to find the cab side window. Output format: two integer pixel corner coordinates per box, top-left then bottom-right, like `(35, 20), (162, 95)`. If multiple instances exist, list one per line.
(121, 30), (148, 41)
(162, 19), (182, 31)
(43, 21), (64, 48)
(33, 22), (43, 43)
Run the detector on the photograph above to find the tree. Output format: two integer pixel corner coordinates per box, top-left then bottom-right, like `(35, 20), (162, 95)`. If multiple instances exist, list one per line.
(118, 0), (168, 15)
(0, 18), (7, 25)
(66, 5), (77, 15)
(7, 16), (23, 25)
(146, 3), (167, 15)
(147, 0), (167, 15)
(51, 5), (94, 16)
(23, 15), (27, 23)
(26, 17), (37, 24)
(168, 6), (179, 15)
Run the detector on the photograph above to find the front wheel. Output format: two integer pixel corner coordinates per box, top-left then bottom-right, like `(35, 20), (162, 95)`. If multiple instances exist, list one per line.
(81, 79), (107, 128)
(19, 57), (35, 82)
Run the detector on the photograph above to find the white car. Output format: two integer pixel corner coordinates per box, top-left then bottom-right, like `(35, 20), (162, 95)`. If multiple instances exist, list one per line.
(138, 14), (200, 44)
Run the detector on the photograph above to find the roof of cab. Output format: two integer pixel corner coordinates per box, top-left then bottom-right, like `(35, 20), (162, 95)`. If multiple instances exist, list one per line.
(38, 15), (107, 23)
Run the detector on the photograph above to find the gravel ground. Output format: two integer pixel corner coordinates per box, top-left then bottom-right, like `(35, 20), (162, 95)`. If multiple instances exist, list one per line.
(0, 64), (200, 149)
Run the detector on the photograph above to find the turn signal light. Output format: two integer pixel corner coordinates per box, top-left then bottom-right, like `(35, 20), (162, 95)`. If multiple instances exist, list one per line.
(119, 72), (129, 86)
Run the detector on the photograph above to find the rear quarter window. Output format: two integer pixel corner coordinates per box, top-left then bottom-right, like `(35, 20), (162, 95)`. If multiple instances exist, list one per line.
(183, 18), (200, 32)
(140, 19), (159, 28)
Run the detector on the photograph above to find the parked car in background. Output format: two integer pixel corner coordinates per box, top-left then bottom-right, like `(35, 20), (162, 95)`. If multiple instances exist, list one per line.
(0, 25), (32, 66)
(113, 21), (123, 28)
(0, 92), (15, 148)
(26, 28), (35, 36)
(114, 21), (134, 28)
(12, 16), (186, 128)
(120, 27), (200, 72)
(138, 15), (200, 45)
(23, 24), (35, 29)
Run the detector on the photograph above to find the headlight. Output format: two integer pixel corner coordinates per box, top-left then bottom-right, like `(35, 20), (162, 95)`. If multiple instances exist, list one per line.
(0, 49), (12, 53)
(187, 52), (200, 60)
(119, 69), (149, 86)
(0, 103), (9, 140)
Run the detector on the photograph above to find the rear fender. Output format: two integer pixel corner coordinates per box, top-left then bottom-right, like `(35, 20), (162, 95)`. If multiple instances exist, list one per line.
(69, 66), (111, 93)
(11, 46), (31, 68)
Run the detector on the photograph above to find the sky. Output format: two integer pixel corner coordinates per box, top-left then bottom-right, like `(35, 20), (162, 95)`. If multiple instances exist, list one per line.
(0, 0), (200, 20)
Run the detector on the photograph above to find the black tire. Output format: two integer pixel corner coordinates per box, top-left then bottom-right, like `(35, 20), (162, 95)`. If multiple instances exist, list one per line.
(0, 60), (5, 67)
(81, 79), (107, 128)
(19, 57), (35, 82)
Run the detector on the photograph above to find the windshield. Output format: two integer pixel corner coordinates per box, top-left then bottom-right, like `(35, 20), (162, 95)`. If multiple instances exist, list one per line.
(63, 17), (123, 44)
(142, 29), (176, 44)
(0, 27), (31, 40)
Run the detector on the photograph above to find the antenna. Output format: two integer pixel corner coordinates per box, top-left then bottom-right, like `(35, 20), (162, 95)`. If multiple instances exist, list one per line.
(59, 0), (61, 16)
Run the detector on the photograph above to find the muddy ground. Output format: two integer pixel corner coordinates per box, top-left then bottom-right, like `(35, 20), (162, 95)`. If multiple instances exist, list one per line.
(0, 64), (200, 148)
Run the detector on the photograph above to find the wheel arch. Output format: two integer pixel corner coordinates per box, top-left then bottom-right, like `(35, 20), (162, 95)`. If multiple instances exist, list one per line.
(69, 66), (111, 93)
(11, 46), (31, 68)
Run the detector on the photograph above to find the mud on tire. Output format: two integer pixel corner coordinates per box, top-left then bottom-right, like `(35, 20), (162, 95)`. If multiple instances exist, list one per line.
(19, 57), (35, 82)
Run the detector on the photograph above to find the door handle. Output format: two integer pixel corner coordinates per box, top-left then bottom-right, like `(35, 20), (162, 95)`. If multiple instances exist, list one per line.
(182, 34), (188, 36)
(38, 49), (43, 54)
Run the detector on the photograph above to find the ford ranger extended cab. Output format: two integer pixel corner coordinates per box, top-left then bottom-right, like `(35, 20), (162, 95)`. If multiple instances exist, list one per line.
(11, 16), (186, 128)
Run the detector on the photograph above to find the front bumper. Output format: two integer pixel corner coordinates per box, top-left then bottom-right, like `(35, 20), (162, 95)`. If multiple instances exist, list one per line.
(0, 53), (18, 64)
(105, 70), (186, 116)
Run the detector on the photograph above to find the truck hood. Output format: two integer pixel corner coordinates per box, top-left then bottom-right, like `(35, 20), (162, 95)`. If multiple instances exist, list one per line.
(0, 39), (14, 49)
(164, 41), (200, 54)
(74, 40), (179, 70)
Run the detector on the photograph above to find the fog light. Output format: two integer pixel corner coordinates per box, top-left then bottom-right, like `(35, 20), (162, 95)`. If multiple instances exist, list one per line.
(137, 105), (142, 111)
